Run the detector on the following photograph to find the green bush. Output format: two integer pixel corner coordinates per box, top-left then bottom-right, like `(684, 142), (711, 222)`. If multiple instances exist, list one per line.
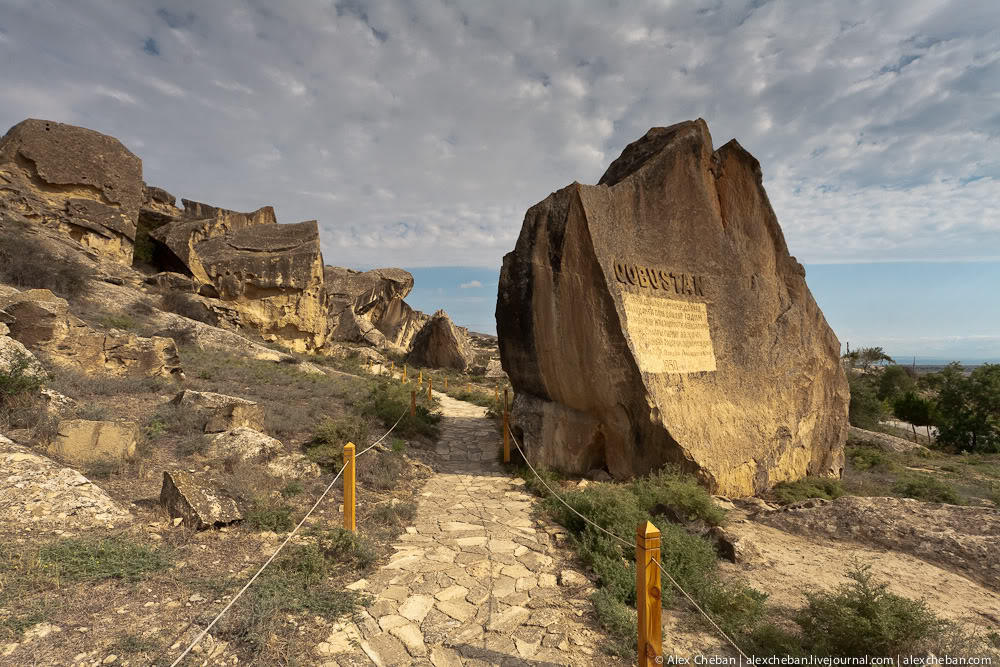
(933, 363), (1000, 453)
(36, 536), (170, 582)
(361, 381), (441, 439)
(0, 350), (46, 399)
(98, 314), (137, 331)
(796, 563), (951, 657)
(245, 502), (295, 532)
(773, 476), (845, 504)
(848, 372), (886, 430)
(892, 474), (961, 504)
(304, 416), (369, 470)
(846, 445), (891, 471)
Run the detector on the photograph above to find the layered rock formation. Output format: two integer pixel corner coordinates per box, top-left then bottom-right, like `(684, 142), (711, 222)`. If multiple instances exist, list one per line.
(406, 310), (475, 371)
(496, 120), (848, 496)
(0, 119), (143, 264)
(1, 287), (182, 378)
(324, 266), (428, 351)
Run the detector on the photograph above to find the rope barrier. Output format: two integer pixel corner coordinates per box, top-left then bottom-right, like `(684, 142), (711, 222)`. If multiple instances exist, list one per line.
(505, 421), (752, 662)
(169, 404), (410, 665)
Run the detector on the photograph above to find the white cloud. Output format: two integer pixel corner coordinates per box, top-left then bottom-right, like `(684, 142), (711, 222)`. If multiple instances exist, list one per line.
(0, 0), (997, 272)
(459, 280), (483, 289)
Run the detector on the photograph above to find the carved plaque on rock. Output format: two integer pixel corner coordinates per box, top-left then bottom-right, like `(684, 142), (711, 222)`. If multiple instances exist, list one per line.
(619, 292), (716, 374)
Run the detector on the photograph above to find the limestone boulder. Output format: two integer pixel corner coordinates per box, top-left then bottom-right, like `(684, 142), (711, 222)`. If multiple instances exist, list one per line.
(0, 434), (132, 529)
(407, 310), (475, 371)
(209, 427), (283, 462)
(170, 389), (264, 433)
(266, 453), (321, 479)
(0, 335), (46, 379)
(496, 120), (848, 496)
(47, 419), (139, 465)
(160, 470), (242, 529)
(0, 119), (143, 265)
(324, 266), (427, 350)
(848, 426), (929, 454)
(1, 288), (183, 378)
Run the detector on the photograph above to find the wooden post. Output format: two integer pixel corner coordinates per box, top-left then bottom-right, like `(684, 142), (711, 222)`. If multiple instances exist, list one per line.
(504, 388), (509, 412)
(390, 361), (394, 373)
(444, 377), (448, 390)
(418, 369), (423, 386)
(427, 378), (433, 401)
(344, 442), (356, 532)
(402, 365), (407, 383)
(502, 408), (510, 463)
(494, 387), (499, 403)
(410, 390), (416, 417)
(636, 521), (662, 665)
(467, 382), (472, 393)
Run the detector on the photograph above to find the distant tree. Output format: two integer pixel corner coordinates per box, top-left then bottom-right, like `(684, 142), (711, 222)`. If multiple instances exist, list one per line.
(841, 349), (860, 370)
(892, 391), (937, 443)
(856, 347), (895, 372)
(934, 363), (1000, 452)
(848, 372), (886, 430)
(877, 365), (916, 402)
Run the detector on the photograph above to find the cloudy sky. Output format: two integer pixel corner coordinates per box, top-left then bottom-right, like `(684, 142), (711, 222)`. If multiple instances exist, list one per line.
(2, 1), (998, 360)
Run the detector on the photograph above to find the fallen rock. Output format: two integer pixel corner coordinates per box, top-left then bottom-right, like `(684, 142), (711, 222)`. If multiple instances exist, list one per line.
(0, 119), (143, 265)
(406, 310), (475, 371)
(47, 419), (139, 465)
(209, 427), (283, 462)
(485, 358), (506, 378)
(755, 495), (1000, 590)
(324, 266), (427, 351)
(39, 388), (76, 415)
(496, 120), (848, 496)
(0, 334), (46, 379)
(558, 570), (587, 587)
(170, 389), (264, 433)
(707, 525), (761, 564)
(1, 288), (182, 378)
(848, 426), (930, 454)
(0, 433), (132, 528)
(266, 453), (321, 479)
(159, 470), (242, 529)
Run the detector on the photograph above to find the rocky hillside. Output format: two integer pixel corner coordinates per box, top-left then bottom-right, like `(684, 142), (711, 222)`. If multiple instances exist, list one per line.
(0, 118), (491, 366)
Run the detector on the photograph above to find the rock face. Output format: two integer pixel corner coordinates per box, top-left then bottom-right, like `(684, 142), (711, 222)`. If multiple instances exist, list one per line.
(150, 206), (327, 352)
(0, 119), (143, 265)
(170, 389), (264, 433)
(160, 470), (242, 529)
(407, 310), (475, 371)
(1, 288), (182, 378)
(848, 426), (929, 454)
(0, 434), (132, 529)
(755, 496), (1000, 591)
(324, 266), (428, 351)
(47, 419), (139, 465)
(496, 120), (848, 496)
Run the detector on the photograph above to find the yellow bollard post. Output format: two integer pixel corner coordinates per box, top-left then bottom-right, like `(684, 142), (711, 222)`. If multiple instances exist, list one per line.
(467, 382), (472, 393)
(427, 378), (433, 401)
(444, 377), (448, 390)
(402, 365), (407, 383)
(391, 361), (395, 373)
(503, 407), (510, 463)
(344, 442), (356, 532)
(418, 369), (423, 386)
(494, 387), (499, 403)
(636, 521), (662, 666)
(410, 389), (416, 417)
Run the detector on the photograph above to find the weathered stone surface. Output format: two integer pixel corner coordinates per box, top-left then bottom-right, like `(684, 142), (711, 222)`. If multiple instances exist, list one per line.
(406, 310), (475, 371)
(159, 470), (242, 529)
(171, 389), (264, 433)
(1, 288), (182, 378)
(848, 425), (929, 454)
(324, 266), (428, 351)
(0, 335), (46, 379)
(0, 119), (143, 264)
(209, 427), (283, 462)
(152, 217), (327, 352)
(755, 495), (1000, 591)
(0, 434), (131, 529)
(265, 453), (321, 479)
(46, 419), (139, 465)
(496, 119), (848, 496)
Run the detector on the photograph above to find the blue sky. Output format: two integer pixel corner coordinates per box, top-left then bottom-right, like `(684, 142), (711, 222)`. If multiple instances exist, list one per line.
(1, 1), (998, 361)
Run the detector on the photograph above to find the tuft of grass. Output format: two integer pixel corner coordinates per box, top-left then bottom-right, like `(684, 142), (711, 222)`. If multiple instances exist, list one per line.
(36, 536), (170, 583)
(360, 381), (441, 439)
(0, 231), (90, 299)
(98, 313), (137, 331)
(280, 481), (304, 498)
(0, 349), (47, 399)
(772, 476), (845, 505)
(244, 502), (295, 532)
(370, 500), (418, 529)
(357, 450), (406, 490)
(390, 437), (406, 453)
(304, 416), (369, 471)
(846, 445), (892, 471)
(892, 474), (962, 504)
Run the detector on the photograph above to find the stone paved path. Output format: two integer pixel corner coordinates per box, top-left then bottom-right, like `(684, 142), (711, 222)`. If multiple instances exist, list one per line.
(318, 390), (609, 666)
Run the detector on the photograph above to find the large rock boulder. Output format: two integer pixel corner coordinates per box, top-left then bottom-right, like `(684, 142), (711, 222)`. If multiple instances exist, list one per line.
(324, 266), (428, 351)
(47, 419), (139, 465)
(0, 434), (132, 530)
(150, 212), (327, 352)
(160, 470), (242, 529)
(170, 389), (264, 433)
(1, 288), (183, 378)
(208, 427), (283, 462)
(496, 120), (848, 496)
(0, 119), (143, 265)
(406, 310), (475, 371)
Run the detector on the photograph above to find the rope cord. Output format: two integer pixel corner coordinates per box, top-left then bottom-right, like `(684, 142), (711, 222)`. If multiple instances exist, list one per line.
(506, 421), (752, 662)
(169, 405), (410, 666)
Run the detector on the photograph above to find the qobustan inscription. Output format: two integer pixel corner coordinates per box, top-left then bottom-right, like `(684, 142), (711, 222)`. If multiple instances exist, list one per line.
(620, 293), (717, 374)
(613, 260), (705, 297)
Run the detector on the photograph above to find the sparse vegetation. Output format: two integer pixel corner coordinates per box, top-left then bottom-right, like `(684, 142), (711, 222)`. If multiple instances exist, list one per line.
(0, 230), (90, 299)
(245, 501), (295, 532)
(98, 313), (138, 331)
(892, 474), (961, 504)
(772, 476), (845, 504)
(360, 380), (441, 439)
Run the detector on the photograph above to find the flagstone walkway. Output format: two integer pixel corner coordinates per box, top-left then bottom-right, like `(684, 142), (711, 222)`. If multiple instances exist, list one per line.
(318, 390), (610, 666)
